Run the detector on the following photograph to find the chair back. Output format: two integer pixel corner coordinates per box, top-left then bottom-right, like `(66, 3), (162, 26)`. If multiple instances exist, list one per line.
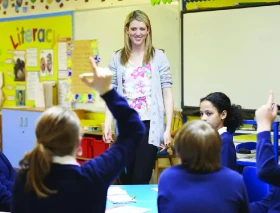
(236, 142), (256, 151)
(170, 109), (184, 133)
(242, 166), (270, 202)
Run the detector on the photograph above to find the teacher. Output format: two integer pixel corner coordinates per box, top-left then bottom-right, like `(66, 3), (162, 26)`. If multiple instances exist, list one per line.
(103, 10), (174, 184)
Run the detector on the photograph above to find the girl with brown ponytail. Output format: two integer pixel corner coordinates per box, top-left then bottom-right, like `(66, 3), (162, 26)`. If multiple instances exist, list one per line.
(11, 57), (146, 213)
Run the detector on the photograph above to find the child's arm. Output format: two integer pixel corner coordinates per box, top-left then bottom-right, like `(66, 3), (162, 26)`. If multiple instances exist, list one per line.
(0, 180), (12, 211)
(81, 89), (145, 184)
(249, 187), (274, 213)
(0, 173), (13, 192)
(256, 131), (280, 187)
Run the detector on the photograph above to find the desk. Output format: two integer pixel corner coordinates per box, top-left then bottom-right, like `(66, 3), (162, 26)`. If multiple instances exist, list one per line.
(235, 120), (279, 166)
(106, 185), (158, 213)
(237, 157), (280, 166)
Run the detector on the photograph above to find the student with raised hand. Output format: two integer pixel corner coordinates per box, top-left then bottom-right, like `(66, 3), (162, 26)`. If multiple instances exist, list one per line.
(250, 90), (280, 213)
(11, 57), (145, 213)
(0, 152), (16, 211)
(157, 120), (249, 213)
(200, 92), (243, 170)
(104, 10), (174, 184)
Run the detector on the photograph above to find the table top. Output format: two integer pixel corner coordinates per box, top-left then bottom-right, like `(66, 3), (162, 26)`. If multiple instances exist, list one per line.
(106, 184), (158, 213)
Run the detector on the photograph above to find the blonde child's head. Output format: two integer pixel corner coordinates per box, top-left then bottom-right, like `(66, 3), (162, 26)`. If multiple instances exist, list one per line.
(20, 106), (82, 198)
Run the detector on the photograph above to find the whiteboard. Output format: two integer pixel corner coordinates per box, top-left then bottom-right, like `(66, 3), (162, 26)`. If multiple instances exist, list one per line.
(182, 5), (280, 110)
(74, 4), (181, 110)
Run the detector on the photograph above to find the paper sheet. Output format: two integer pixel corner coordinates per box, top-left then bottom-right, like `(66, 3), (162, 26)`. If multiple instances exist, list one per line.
(58, 80), (71, 108)
(26, 72), (39, 101)
(58, 42), (67, 71)
(15, 84), (26, 106)
(26, 48), (38, 67)
(107, 187), (128, 196)
(106, 206), (151, 213)
(151, 188), (158, 192)
(40, 49), (54, 76)
(34, 82), (45, 108)
(107, 194), (136, 204)
(67, 40), (95, 94)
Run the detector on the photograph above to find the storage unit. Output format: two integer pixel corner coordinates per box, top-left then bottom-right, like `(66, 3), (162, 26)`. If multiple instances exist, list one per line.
(2, 108), (43, 168)
(77, 135), (110, 164)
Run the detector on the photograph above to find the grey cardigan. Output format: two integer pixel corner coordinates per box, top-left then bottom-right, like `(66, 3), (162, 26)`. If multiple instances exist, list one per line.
(108, 49), (172, 147)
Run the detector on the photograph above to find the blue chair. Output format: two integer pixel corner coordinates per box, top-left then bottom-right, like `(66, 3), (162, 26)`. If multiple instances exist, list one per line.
(236, 142), (256, 151)
(242, 166), (270, 202)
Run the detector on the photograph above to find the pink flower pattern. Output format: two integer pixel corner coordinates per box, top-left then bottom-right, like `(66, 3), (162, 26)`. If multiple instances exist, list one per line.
(122, 63), (152, 117)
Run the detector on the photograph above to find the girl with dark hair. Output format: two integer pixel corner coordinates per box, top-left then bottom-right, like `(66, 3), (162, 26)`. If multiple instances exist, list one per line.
(200, 92), (243, 170)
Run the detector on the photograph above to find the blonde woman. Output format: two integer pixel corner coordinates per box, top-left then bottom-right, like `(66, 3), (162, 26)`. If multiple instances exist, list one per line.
(103, 10), (174, 184)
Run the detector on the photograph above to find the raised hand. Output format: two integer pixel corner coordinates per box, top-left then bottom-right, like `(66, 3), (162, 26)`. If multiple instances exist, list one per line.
(80, 56), (112, 95)
(255, 90), (278, 132)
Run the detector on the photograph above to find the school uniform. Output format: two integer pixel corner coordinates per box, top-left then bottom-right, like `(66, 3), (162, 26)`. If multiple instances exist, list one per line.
(250, 131), (280, 213)
(158, 165), (249, 213)
(11, 89), (146, 213)
(218, 127), (237, 170)
(0, 152), (16, 211)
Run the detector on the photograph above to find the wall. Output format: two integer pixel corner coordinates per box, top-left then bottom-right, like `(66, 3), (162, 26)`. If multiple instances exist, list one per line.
(0, 0), (153, 18)
(74, 3), (181, 110)
(0, 0), (181, 110)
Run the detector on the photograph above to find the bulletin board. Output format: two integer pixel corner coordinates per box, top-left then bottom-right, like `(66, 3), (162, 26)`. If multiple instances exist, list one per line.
(0, 11), (73, 107)
(65, 39), (99, 103)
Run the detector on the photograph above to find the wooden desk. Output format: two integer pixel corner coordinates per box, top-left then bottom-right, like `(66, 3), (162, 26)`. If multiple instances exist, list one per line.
(106, 184), (158, 213)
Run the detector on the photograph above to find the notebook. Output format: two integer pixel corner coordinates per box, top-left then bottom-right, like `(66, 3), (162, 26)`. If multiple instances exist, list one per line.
(107, 187), (127, 196)
(107, 194), (136, 204)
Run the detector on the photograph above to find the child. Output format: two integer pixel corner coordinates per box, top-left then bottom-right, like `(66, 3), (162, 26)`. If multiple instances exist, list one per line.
(200, 92), (243, 170)
(157, 120), (249, 213)
(0, 152), (16, 211)
(11, 57), (146, 213)
(250, 90), (280, 212)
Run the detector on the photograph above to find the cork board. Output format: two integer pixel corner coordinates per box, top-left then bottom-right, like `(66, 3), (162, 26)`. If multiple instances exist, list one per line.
(65, 39), (100, 103)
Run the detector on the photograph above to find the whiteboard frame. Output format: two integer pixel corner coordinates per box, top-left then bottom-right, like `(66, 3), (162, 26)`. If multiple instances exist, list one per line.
(180, 2), (280, 117)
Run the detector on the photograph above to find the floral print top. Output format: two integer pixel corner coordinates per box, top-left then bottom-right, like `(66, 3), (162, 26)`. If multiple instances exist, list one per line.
(122, 62), (152, 121)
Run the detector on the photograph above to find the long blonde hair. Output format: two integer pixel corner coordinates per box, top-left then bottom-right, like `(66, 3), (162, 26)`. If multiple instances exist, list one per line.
(120, 10), (154, 66)
(19, 106), (81, 198)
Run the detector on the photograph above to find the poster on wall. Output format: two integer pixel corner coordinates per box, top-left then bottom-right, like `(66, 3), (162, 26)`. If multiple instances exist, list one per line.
(65, 40), (99, 103)
(0, 12), (72, 107)
(40, 49), (53, 76)
(13, 50), (26, 82)
(15, 84), (25, 106)
(26, 48), (38, 67)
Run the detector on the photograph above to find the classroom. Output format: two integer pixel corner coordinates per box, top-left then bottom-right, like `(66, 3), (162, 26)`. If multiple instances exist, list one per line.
(0, 0), (279, 212)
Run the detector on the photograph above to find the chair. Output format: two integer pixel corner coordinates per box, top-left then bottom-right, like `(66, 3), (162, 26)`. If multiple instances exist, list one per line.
(236, 142), (257, 151)
(236, 142), (257, 169)
(242, 166), (270, 202)
(154, 109), (184, 183)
